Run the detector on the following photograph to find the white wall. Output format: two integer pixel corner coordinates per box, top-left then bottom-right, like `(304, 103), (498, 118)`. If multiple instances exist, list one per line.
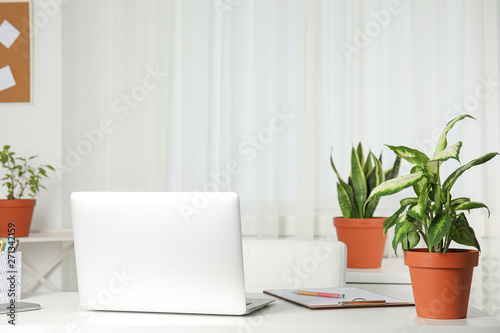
(0, 0), (66, 292)
(0, 0), (62, 230)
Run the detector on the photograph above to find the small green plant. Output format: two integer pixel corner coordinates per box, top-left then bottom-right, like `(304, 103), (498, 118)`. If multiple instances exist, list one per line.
(0, 145), (55, 199)
(365, 114), (499, 254)
(330, 142), (401, 218)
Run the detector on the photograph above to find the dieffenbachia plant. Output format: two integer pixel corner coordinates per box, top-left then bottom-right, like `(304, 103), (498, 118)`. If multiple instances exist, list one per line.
(330, 142), (401, 219)
(365, 114), (499, 254)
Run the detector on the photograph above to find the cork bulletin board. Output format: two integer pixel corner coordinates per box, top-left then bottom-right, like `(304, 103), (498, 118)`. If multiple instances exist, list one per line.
(0, 0), (32, 103)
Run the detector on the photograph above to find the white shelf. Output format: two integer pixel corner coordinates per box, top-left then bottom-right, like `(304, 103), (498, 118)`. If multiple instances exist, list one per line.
(0, 229), (73, 242)
(1, 229), (74, 292)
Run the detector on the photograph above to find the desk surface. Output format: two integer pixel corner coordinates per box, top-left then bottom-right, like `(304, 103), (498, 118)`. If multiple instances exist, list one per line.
(1, 292), (499, 332)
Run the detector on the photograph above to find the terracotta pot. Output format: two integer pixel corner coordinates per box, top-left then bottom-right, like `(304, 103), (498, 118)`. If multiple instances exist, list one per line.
(0, 199), (36, 237)
(404, 249), (479, 319)
(333, 217), (386, 268)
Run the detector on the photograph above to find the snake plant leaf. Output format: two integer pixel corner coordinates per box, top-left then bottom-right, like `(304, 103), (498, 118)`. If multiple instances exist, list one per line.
(427, 214), (452, 249)
(443, 152), (500, 192)
(429, 142), (462, 163)
(351, 148), (367, 217)
(393, 220), (413, 255)
(331, 149), (358, 218)
(375, 156), (384, 184)
(384, 156), (402, 181)
(366, 155), (382, 195)
(386, 145), (429, 166)
(363, 151), (374, 176)
(454, 201), (490, 217)
(451, 213), (480, 251)
(367, 171), (424, 203)
(364, 196), (380, 218)
(330, 148), (347, 185)
(434, 114), (475, 156)
(356, 142), (365, 167)
(337, 182), (354, 218)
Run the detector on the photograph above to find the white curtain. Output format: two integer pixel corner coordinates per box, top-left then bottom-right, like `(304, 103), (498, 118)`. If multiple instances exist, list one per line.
(62, 0), (500, 318)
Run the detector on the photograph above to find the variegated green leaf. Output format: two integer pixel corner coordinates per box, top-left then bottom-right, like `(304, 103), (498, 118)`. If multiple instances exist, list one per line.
(393, 220), (413, 255)
(367, 171), (424, 202)
(434, 114), (475, 156)
(402, 230), (421, 250)
(408, 203), (426, 221)
(430, 142), (462, 163)
(443, 152), (500, 192)
(386, 145), (429, 166)
(427, 214), (452, 249)
(451, 213), (480, 251)
(399, 197), (419, 207)
(450, 197), (470, 210)
(412, 177), (428, 198)
(426, 161), (438, 174)
(408, 180), (429, 221)
(454, 201), (490, 217)
(383, 215), (399, 234)
(351, 148), (367, 217)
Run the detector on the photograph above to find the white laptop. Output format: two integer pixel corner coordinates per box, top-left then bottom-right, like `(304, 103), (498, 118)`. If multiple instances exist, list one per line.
(70, 191), (274, 315)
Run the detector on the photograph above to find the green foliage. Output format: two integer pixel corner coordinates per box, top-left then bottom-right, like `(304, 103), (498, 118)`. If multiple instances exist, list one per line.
(330, 143), (401, 219)
(0, 145), (55, 199)
(366, 114), (499, 254)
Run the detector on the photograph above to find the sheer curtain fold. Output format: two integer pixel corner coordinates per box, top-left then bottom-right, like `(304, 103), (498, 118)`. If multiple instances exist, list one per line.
(62, 0), (500, 318)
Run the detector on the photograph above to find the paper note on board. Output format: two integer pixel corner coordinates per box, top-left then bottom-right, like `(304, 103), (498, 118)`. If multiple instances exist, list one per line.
(0, 20), (21, 49)
(0, 65), (16, 92)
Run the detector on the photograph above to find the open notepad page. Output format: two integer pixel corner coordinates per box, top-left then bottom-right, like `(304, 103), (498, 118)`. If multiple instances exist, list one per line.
(267, 287), (407, 306)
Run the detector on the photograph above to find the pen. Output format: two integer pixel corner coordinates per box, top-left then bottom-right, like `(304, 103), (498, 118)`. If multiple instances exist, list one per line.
(297, 290), (345, 298)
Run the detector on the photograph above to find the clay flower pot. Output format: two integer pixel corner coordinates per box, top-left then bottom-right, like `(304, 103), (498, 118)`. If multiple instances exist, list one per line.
(404, 249), (479, 319)
(333, 217), (387, 268)
(0, 199), (36, 237)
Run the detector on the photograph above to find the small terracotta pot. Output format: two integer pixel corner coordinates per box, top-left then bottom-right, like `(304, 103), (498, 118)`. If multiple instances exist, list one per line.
(0, 199), (36, 237)
(333, 217), (387, 268)
(404, 249), (479, 319)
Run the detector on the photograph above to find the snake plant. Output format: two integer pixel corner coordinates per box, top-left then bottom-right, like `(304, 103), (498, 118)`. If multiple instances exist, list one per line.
(330, 143), (401, 219)
(365, 114), (499, 254)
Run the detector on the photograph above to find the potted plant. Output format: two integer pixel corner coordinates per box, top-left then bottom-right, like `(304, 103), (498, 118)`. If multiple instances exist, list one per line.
(0, 145), (55, 237)
(365, 114), (499, 319)
(330, 142), (401, 268)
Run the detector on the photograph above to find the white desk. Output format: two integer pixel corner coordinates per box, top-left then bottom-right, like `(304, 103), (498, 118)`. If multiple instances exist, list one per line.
(1, 292), (499, 332)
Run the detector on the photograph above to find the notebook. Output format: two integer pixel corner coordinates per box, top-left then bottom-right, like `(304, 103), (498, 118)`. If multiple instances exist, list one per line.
(264, 287), (414, 309)
(70, 191), (274, 315)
